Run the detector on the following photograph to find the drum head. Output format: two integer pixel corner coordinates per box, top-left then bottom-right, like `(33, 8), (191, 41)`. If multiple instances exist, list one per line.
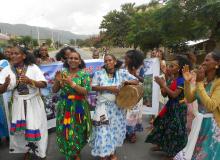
(116, 85), (143, 109)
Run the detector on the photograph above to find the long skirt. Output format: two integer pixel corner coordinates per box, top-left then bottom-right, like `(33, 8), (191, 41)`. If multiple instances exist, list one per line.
(0, 96), (8, 138)
(145, 101), (188, 157)
(9, 92), (48, 158)
(126, 99), (143, 135)
(174, 114), (220, 160)
(90, 101), (126, 157)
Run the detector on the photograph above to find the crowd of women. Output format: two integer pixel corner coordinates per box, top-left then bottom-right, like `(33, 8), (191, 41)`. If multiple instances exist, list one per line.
(0, 45), (220, 160)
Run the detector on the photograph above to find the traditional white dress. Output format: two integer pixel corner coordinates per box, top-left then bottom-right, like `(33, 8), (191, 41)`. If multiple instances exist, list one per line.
(0, 64), (48, 158)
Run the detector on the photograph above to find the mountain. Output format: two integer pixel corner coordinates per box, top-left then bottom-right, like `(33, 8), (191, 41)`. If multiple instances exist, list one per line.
(0, 22), (90, 43)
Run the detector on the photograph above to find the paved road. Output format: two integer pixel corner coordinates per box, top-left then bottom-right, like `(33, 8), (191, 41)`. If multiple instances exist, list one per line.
(0, 116), (166, 160)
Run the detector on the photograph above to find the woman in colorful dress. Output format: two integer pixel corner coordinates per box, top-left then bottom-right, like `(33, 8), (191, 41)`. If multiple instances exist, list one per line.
(145, 55), (191, 159)
(175, 50), (220, 160)
(124, 50), (145, 143)
(53, 50), (92, 160)
(0, 46), (48, 159)
(90, 54), (139, 160)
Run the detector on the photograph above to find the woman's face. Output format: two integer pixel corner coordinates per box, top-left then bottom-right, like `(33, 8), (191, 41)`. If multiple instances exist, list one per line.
(4, 48), (12, 59)
(64, 49), (72, 59)
(202, 53), (219, 74)
(39, 46), (48, 57)
(168, 60), (180, 75)
(67, 52), (81, 69)
(10, 48), (26, 65)
(104, 55), (116, 70)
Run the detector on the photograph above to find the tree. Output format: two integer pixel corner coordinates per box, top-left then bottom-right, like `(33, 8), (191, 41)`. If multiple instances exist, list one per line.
(45, 38), (52, 47)
(32, 39), (39, 47)
(100, 3), (136, 47)
(69, 39), (75, 46)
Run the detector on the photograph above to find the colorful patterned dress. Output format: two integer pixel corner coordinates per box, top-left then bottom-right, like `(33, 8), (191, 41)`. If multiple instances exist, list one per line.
(175, 82), (220, 160)
(56, 69), (92, 159)
(90, 68), (137, 157)
(145, 77), (188, 157)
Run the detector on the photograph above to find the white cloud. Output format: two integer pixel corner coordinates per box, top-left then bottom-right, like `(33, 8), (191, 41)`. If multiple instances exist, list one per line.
(0, 0), (149, 35)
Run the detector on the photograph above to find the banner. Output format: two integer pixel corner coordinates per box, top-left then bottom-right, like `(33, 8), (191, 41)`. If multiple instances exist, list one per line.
(39, 59), (104, 128)
(1, 58), (160, 130)
(142, 58), (160, 115)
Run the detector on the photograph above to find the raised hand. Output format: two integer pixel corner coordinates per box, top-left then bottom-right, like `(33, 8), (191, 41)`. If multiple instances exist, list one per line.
(19, 75), (31, 84)
(182, 65), (192, 82)
(195, 65), (205, 82)
(4, 75), (11, 87)
(154, 76), (166, 88)
(54, 71), (62, 81)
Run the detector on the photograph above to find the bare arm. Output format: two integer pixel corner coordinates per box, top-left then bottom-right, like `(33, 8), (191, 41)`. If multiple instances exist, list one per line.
(184, 81), (196, 103)
(0, 75), (10, 94)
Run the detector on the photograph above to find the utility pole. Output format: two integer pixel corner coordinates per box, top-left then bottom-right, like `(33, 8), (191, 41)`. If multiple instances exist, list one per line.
(37, 27), (40, 46)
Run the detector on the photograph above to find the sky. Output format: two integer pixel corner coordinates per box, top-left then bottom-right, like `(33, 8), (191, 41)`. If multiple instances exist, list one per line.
(0, 0), (150, 35)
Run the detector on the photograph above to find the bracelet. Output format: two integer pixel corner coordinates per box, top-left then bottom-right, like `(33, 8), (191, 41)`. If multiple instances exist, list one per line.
(31, 80), (36, 88)
(71, 82), (77, 88)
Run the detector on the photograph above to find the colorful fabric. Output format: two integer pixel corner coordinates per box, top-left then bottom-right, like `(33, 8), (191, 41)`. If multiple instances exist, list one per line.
(126, 99), (144, 135)
(175, 82), (220, 160)
(0, 95), (8, 138)
(90, 68), (137, 157)
(126, 66), (144, 136)
(56, 69), (92, 159)
(10, 120), (26, 134)
(145, 77), (188, 157)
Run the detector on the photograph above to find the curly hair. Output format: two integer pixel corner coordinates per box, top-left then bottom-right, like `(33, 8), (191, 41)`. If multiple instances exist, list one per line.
(125, 50), (145, 70)
(63, 50), (85, 69)
(175, 55), (192, 76)
(56, 46), (76, 61)
(211, 50), (220, 78)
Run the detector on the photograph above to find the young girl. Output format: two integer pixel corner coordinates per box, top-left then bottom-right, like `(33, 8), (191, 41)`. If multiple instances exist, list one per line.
(145, 55), (191, 159)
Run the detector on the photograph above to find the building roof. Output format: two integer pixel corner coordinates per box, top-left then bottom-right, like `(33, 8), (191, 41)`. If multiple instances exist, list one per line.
(0, 33), (10, 40)
(185, 39), (209, 46)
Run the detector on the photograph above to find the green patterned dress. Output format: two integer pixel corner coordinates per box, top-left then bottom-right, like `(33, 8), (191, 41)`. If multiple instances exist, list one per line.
(56, 69), (92, 159)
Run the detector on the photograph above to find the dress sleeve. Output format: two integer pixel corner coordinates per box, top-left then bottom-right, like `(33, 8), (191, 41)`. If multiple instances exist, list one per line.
(120, 69), (137, 81)
(176, 77), (184, 90)
(81, 72), (91, 92)
(32, 64), (47, 82)
(196, 81), (220, 112)
(91, 71), (100, 86)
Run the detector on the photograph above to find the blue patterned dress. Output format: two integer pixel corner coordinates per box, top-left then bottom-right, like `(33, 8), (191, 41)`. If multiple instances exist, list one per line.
(0, 95), (8, 138)
(90, 68), (136, 157)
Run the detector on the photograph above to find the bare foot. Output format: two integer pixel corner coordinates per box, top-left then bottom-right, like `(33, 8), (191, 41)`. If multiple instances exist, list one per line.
(150, 145), (162, 151)
(100, 157), (108, 160)
(110, 154), (118, 160)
